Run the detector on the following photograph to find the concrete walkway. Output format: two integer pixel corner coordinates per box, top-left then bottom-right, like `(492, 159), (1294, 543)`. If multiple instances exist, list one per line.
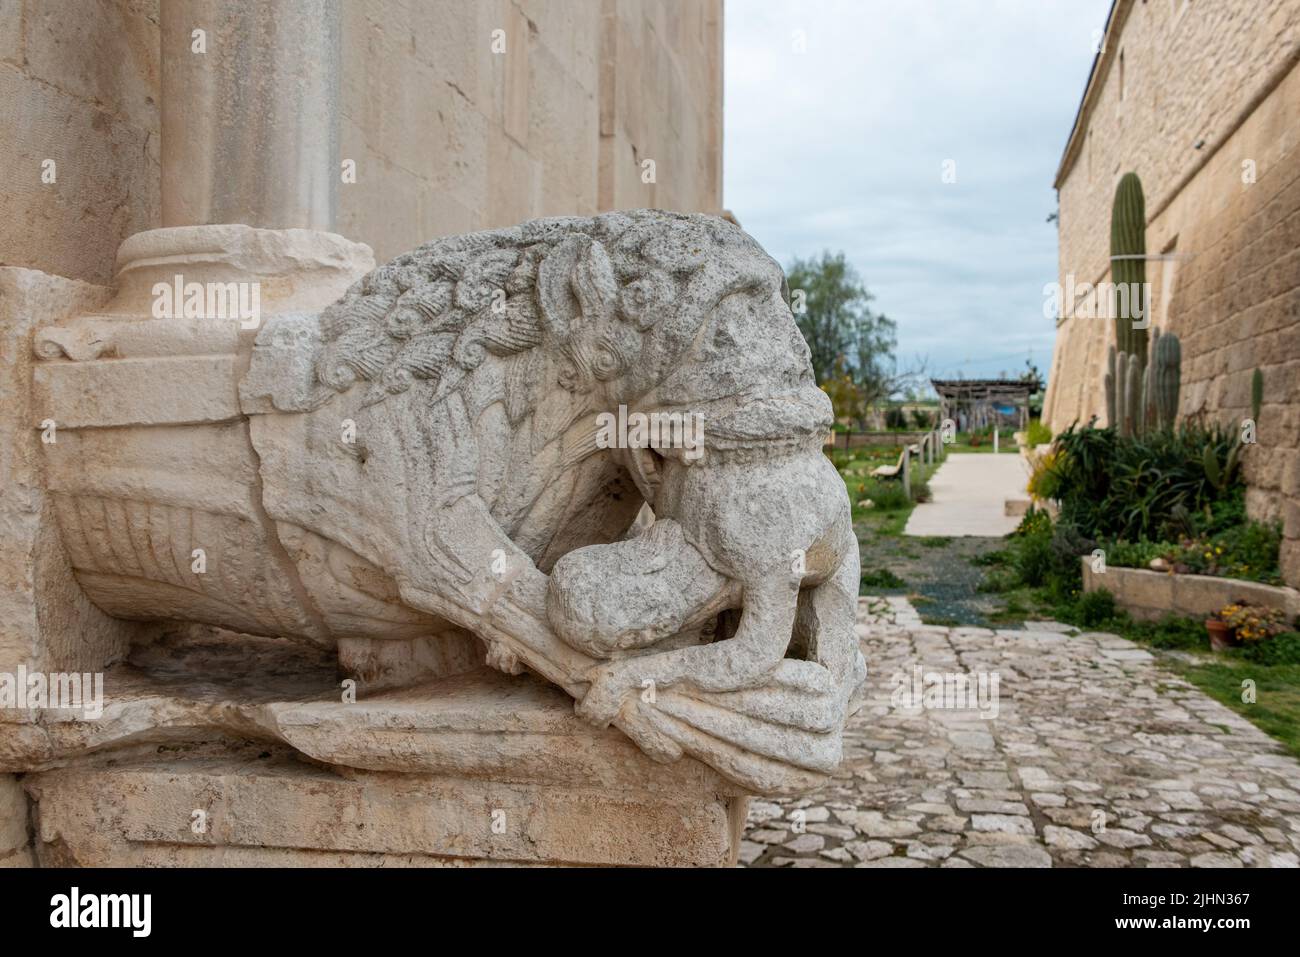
(904, 453), (1029, 537)
(741, 597), (1300, 868)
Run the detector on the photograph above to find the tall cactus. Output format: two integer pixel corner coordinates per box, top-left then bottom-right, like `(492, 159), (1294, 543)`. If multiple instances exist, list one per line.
(1151, 331), (1181, 430)
(1110, 173), (1148, 369)
(1104, 327), (1182, 436)
(1104, 344), (1117, 428)
(1113, 350), (1128, 434)
(1124, 350), (1142, 438)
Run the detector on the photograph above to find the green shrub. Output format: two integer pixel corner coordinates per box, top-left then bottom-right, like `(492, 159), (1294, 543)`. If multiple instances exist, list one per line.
(885, 406), (908, 429)
(1238, 632), (1300, 666)
(1130, 614), (1208, 651)
(1075, 588), (1117, 626)
(911, 408), (935, 429)
(1200, 486), (1247, 536)
(982, 509), (1089, 603)
(1102, 538), (1171, 569)
(1026, 418), (1052, 446)
(1100, 519), (1282, 585)
(861, 567), (905, 589)
(1051, 421), (1241, 542)
(1014, 526), (1055, 588)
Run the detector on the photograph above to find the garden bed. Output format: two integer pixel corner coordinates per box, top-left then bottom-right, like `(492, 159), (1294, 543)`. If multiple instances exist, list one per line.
(1080, 558), (1300, 622)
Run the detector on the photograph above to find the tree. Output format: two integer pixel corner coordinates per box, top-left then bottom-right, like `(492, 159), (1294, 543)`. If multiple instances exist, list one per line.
(785, 251), (898, 423)
(820, 356), (868, 426)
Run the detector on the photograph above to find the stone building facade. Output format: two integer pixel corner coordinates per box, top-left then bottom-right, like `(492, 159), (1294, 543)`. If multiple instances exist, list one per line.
(1, 0), (725, 868)
(0, 0), (724, 285)
(1041, 0), (1300, 587)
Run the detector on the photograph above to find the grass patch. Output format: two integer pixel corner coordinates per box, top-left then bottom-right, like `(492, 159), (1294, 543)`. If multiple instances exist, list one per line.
(834, 450), (937, 543)
(920, 614), (961, 627)
(861, 567), (906, 589)
(1166, 659), (1300, 759)
(918, 536), (951, 548)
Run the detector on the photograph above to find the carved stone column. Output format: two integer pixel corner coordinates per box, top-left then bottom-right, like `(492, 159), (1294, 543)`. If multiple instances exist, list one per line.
(160, 0), (341, 231)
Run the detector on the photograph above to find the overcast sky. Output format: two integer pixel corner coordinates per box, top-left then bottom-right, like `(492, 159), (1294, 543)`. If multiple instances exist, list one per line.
(724, 0), (1112, 387)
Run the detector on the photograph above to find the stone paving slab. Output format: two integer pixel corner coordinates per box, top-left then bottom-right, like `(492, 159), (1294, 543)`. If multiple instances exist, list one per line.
(742, 597), (1300, 868)
(904, 453), (1029, 537)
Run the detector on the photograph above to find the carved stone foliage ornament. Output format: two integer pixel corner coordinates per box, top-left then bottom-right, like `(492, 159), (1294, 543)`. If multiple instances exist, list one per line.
(43, 212), (867, 795)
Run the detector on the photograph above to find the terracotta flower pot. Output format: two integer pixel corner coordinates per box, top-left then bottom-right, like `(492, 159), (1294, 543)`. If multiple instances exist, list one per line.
(1206, 619), (1237, 651)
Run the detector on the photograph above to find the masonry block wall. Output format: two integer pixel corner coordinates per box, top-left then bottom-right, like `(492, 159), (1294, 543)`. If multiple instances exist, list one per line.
(0, 0), (724, 283)
(0, 0), (162, 286)
(1042, 0), (1300, 587)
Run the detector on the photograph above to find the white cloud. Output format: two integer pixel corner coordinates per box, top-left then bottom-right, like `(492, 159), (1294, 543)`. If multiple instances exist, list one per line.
(724, 0), (1112, 382)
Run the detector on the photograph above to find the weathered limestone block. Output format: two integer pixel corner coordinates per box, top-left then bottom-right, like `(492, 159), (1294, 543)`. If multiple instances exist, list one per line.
(0, 773), (33, 867)
(22, 212), (865, 805)
(0, 267), (143, 682)
(23, 662), (747, 867)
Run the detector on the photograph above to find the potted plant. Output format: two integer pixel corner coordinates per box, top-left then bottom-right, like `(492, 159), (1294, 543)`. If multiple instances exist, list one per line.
(1220, 602), (1285, 648)
(1205, 607), (1236, 651)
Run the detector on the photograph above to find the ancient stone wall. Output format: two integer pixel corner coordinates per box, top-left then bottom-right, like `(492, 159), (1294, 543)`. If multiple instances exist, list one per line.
(338, 0), (722, 265)
(0, 0), (723, 285)
(1042, 0), (1300, 587)
(0, 0), (163, 286)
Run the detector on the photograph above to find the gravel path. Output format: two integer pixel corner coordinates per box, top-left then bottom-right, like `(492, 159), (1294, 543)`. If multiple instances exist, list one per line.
(741, 597), (1300, 868)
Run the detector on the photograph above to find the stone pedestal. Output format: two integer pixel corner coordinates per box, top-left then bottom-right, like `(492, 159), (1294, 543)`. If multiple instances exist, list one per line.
(2, 209), (872, 865)
(20, 654), (746, 867)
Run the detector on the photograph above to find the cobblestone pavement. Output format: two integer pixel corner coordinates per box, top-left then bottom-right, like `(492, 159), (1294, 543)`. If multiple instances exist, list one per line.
(741, 596), (1300, 868)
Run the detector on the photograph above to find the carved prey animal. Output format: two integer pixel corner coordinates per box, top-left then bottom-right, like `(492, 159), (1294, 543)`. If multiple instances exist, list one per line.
(53, 212), (867, 794)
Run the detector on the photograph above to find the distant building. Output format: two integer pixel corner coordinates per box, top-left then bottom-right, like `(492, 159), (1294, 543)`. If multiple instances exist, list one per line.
(1041, 0), (1300, 586)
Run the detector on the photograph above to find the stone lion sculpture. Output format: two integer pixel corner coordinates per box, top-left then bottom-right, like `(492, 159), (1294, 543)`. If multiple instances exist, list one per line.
(42, 210), (867, 795)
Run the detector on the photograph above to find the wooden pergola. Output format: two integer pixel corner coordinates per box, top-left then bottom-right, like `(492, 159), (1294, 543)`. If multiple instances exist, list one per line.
(931, 378), (1040, 432)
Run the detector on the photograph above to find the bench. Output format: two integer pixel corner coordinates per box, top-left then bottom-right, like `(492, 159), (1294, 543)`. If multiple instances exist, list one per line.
(870, 444), (919, 480)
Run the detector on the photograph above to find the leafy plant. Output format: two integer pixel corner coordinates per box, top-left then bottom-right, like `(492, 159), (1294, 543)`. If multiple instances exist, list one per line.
(1075, 587), (1117, 627)
(1239, 632), (1300, 666)
(1099, 517), (1280, 585)
(1050, 421), (1241, 542)
(989, 508), (1090, 603)
(1102, 538), (1169, 569)
(1025, 418), (1052, 446)
(1026, 447), (1063, 500)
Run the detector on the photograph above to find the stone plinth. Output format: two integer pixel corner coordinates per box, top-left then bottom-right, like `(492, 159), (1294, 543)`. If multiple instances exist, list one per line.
(21, 659), (746, 867)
